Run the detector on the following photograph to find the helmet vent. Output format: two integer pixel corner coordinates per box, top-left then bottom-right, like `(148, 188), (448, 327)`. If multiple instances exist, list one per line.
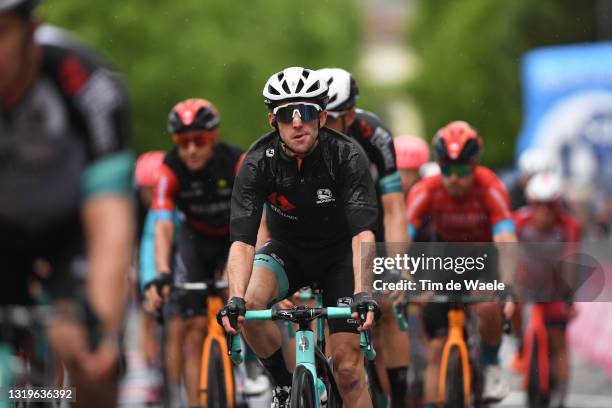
(281, 81), (291, 94)
(267, 85), (280, 96)
(306, 82), (319, 93)
(277, 72), (284, 81)
(295, 78), (305, 93)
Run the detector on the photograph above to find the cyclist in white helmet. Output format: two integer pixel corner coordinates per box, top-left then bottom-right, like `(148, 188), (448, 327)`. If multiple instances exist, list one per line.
(318, 67), (410, 408)
(219, 66), (380, 408)
(508, 147), (558, 210)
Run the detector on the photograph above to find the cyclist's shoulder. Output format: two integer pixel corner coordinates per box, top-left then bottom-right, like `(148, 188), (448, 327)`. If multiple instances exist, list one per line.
(245, 131), (277, 155)
(350, 109), (390, 139)
(474, 166), (506, 189)
(215, 141), (244, 161)
(321, 127), (369, 163)
(412, 174), (442, 195)
(36, 25), (119, 85)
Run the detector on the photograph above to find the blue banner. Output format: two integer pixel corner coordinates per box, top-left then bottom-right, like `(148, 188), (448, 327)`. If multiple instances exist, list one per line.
(517, 42), (612, 190)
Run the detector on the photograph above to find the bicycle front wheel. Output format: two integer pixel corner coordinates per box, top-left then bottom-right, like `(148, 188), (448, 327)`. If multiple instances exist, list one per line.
(291, 365), (316, 408)
(201, 338), (234, 408)
(527, 336), (549, 408)
(445, 346), (467, 408)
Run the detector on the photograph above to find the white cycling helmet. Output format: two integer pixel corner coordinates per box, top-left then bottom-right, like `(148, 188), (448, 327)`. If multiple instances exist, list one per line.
(263, 67), (328, 110)
(525, 172), (563, 202)
(317, 68), (359, 112)
(518, 147), (557, 179)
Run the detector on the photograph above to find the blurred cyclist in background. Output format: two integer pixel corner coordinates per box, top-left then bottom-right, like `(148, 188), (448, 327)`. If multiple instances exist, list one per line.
(514, 172), (580, 408)
(394, 134), (430, 196)
(134, 151), (168, 404)
(406, 121), (516, 406)
(144, 98), (243, 407)
(0, 0), (133, 406)
(507, 147), (558, 210)
(319, 67), (409, 408)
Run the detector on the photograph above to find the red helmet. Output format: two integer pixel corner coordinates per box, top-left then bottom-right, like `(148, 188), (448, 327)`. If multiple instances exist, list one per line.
(135, 151), (165, 187)
(167, 98), (220, 134)
(432, 121), (482, 165)
(394, 135), (430, 170)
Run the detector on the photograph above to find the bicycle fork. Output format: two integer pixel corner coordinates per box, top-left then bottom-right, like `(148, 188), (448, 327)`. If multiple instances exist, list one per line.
(438, 309), (471, 406)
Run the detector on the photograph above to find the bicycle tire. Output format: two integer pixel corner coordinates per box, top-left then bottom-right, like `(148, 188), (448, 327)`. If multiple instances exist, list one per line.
(445, 346), (466, 408)
(291, 365), (316, 408)
(202, 339), (232, 408)
(527, 337), (549, 408)
(315, 347), (342, 407)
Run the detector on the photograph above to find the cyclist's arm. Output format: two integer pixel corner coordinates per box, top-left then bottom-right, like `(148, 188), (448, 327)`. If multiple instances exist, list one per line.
(352, 230), (376, 293)
(341, 146), (379, 293)
(152, 164), (178, 275)
(81, 151), (134, 337)
(229, 151), (266, 298)
(405, 179), (431, 245)
(77, 64), (133, 338)
(487, 183), (518, 285)
(381, 192), (409, 242)
(139, 210), (157, 292)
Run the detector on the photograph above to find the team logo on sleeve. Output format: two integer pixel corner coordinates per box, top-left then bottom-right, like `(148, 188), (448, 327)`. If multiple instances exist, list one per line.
(266, 148), (275, 157)
(316, 188), (335, 204)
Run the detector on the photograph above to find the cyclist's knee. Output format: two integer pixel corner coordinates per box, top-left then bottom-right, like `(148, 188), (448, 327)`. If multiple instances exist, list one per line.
(331, 341), (364, 391)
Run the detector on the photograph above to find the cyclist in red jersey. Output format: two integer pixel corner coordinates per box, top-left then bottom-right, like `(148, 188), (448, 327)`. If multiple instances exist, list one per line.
(514, 172), (580, 407)
(145, 98), (243, 407)
(406, 121), (517, 405)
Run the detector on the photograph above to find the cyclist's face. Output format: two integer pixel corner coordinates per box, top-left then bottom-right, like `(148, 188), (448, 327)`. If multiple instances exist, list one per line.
(441, 171), (474, 198)
(325, 107), (356, 134)
(531, 202), (556, 230)
(270, 104), (327, 156)
(175, 130), (218, 171)
(0, 13), (32, 95)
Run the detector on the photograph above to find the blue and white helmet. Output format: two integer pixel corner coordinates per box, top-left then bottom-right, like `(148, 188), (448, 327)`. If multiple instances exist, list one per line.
(263, 67), (329, 110)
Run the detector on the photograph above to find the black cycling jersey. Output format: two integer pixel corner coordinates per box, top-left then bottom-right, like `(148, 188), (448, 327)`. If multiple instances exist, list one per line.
(153, 142), (243, 237)
(230, 127), (378, 249)
(0, 25), (131, 304)
(347, 109), (401, 240)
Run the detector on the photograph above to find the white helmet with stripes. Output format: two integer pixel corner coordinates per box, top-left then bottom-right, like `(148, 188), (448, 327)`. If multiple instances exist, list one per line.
(263, 67), (328, 110)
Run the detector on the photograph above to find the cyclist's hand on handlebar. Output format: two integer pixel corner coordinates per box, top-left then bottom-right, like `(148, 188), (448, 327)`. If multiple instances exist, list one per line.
(278, 298), (295, 309)
(143, 273), (171, 310)
(352, 292), (381, 331)
(217, 297), (246, 334)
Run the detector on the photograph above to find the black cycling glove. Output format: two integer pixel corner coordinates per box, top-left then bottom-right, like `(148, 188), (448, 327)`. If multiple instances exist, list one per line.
(143, 273), (172, 294)
(217, 297), (246, 329)
(353, 292), (381, 322)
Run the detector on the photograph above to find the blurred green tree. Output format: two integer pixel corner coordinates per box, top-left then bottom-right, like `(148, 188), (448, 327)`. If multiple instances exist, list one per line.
(41, 0), (361, 152)
(409, 0), (598, 167)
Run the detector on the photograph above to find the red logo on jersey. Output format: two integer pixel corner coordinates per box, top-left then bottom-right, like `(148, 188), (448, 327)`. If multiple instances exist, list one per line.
(359, 120), (374, 139)
(268, 193), (296, 212)
(60, 55), (89, 96)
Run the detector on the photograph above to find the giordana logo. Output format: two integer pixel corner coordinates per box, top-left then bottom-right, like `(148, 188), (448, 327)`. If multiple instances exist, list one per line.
(266, 148), (274, 157)
(316, 188), (335, 204)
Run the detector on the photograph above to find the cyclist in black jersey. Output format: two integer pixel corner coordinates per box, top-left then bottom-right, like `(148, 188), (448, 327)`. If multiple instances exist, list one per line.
(219, 67), (380, 408)
(144, 98), (243, 406)
(318, 67), (410, 408)
(0, 1), (133, 406)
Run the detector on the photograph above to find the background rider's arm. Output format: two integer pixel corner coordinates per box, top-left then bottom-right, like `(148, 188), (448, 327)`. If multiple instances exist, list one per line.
(487, 182), (518, 286)
(155, 220), (174, 274)
(352, 230), (376, 293)
(341, 145), (379, 294)
(151, 163), (179, 275)
(382, 192), (409, 243)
